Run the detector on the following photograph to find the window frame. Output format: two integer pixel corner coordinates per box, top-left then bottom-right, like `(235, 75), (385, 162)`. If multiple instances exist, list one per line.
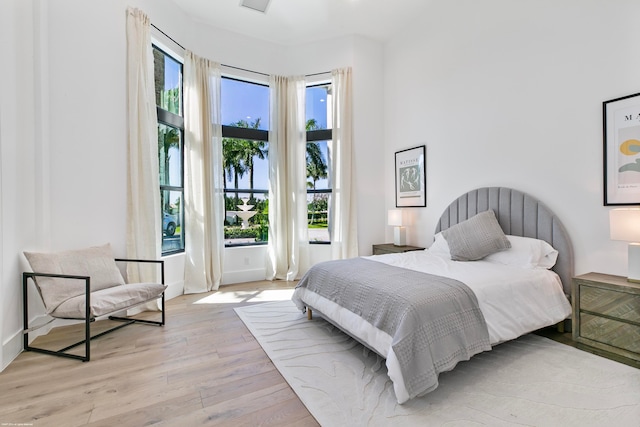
(306, 133), (332, 245)
(153, 44), (186, 256)
(221, 75), (270, 248)
(306, 82), (333, 245)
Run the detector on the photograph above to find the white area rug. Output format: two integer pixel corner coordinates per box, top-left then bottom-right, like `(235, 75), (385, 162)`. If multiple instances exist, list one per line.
(235, 300), (640, 427)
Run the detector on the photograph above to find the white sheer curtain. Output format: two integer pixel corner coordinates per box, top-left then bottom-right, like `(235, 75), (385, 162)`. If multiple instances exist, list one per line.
(267, 75), (309, 280)
(183, 51), (225, 293)
(125, 8), (161, 283)
(330, 67), (358, 259)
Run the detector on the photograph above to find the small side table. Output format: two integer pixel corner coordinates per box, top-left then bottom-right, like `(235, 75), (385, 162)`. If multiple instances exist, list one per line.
(572, 272), (640, 362)
(372, 243), (425, 255)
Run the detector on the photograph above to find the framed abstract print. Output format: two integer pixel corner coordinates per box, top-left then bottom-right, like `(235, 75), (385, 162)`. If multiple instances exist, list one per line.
(604, 92), (640, 205)
(395, 145), (426, 207)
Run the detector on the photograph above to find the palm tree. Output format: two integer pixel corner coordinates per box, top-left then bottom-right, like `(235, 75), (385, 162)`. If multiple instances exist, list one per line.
(305, 119), (328, 225)
(306, 118), (319, 131)
(305, 119), (328, 189)
(306, 143), (327, 190)
(222, 137), (246, 202)
(222, 118), (267, 210)
(235, 118), (267, 200)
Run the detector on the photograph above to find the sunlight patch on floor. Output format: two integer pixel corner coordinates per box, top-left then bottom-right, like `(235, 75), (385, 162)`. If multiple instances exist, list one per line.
(194, 288), (295, 304)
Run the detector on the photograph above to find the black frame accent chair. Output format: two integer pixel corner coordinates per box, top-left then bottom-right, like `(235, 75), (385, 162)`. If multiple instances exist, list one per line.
(22, 244), (166, 362)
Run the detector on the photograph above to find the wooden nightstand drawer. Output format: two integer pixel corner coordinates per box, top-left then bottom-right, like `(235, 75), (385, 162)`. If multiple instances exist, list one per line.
(579, 285), (640, 323)
(579, 313), (640, 353)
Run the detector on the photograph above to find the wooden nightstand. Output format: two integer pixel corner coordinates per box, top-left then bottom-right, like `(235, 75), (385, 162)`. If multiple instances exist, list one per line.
(372, 243), (425, 255)
(572, 272), (640, 362)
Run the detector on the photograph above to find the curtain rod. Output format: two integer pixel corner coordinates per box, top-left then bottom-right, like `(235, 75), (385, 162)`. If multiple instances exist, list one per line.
(221, 63), (270, 77)
(151, 23), (185, 50)
(150, 23), (330, 78)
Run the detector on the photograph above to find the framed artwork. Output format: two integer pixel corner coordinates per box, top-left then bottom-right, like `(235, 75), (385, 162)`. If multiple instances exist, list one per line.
(395, 145), (426, 207)
(604, 92), (640, 205)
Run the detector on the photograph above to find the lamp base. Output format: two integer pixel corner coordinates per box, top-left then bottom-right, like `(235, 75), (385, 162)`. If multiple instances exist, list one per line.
(393, 226), (406, 246)
(628, 243), (640, 282)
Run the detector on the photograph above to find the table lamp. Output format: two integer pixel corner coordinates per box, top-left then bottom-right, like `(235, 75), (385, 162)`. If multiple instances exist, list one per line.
(388, 209), (406, 246)
(610, 208), (640, 282)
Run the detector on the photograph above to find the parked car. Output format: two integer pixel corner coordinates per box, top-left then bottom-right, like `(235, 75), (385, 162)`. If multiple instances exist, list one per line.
(163, 212), (177, 237)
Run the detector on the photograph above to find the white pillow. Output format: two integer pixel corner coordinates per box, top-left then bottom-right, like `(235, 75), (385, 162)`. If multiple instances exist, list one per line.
(429, 234), (558, 269)
(483, 235), (558, 269)
(428, 233), (451, 257)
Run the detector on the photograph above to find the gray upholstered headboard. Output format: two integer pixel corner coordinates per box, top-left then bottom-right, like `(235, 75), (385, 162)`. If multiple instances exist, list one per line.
(435, 187), (574, 296)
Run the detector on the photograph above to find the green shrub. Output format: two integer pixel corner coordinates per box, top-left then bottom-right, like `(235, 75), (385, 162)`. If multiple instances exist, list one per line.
(224, 226), (260, 240)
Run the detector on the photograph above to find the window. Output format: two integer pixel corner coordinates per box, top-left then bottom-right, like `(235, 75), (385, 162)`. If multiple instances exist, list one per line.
(220, 76), (333, 246)
(221, 77), (270, 246)
(153, 46), (185, 254)
(306, 83), (332, 243)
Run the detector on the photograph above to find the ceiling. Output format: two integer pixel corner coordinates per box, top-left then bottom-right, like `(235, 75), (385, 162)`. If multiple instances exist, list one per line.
(169, 0), (432, 46)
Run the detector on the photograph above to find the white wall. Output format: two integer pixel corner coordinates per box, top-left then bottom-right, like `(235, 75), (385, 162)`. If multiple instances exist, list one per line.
(383, 0), (640, 277)
(0, 0), (40, 373)
(0, 0), (385, 369)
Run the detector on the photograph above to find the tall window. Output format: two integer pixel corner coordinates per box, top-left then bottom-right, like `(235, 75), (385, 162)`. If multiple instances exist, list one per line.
(220, 76), (333, 245)
(306, 82), (332, 243)
(153, 46), (185, 254)
(221, 77), (270, 246)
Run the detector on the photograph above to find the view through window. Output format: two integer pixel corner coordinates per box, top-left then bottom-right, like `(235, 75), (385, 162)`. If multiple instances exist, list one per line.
(306, 83), (332, 243)
(221, 77), (270, 246)
(222, 77), (333, 246)
(153, 46), (185, 255)
(153, 46), (333, 250)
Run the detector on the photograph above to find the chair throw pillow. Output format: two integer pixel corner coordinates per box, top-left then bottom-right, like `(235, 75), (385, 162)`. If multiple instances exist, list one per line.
(52, 282), (166, 319)
(24, 243), (126, 314)
(441, 210), (511, 261)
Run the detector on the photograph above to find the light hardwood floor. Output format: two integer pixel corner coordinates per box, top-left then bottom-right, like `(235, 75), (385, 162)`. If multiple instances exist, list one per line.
(3, 281), (637, 427)
(0, 281), (319, 427)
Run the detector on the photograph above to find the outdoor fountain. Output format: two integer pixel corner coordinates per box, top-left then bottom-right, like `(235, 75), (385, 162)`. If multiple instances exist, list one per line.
(230, 198), (257, 229)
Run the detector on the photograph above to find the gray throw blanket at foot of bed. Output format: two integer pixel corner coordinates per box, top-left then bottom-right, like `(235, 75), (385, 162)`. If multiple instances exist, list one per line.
(294, 257), (492, 402)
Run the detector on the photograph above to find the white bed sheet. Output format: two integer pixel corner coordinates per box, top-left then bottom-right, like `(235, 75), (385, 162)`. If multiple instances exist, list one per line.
(365, 250), (572, 345)
(292, 250), (572, 402)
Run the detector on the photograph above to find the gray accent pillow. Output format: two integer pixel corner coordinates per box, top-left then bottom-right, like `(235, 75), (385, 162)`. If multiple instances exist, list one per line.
(24, 243), (126, 314)
(441, 210), (511, 261)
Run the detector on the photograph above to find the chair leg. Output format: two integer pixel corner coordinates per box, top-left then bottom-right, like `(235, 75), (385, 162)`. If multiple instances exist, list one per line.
(109, 293), (166, 326)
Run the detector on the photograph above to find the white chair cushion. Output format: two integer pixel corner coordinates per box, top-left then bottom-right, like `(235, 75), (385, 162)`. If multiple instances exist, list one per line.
(51, 282), (167, 319)
(24, 244), (126, 313)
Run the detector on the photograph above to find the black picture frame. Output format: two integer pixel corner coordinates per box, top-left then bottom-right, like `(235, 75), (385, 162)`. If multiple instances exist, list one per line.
(395, 145), (426, 207)
(603, 92), (640, 205)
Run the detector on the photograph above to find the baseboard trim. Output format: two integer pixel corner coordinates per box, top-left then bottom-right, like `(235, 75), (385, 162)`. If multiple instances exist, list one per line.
(223, 268), (266, 285)
(2, 329), (23, 372)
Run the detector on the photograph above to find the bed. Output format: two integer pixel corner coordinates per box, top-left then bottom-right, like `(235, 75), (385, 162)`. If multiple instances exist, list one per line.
(292, 187), (573, 404)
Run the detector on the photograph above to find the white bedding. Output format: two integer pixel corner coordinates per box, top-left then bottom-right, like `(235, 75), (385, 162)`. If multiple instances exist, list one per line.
(292, 249), (572, 402)
(366, 250), (572, 345)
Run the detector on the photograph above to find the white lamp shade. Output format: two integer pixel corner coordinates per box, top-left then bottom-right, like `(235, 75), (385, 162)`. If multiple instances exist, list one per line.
(610, 208), (640, 242)
(388, 209), (404, 226)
